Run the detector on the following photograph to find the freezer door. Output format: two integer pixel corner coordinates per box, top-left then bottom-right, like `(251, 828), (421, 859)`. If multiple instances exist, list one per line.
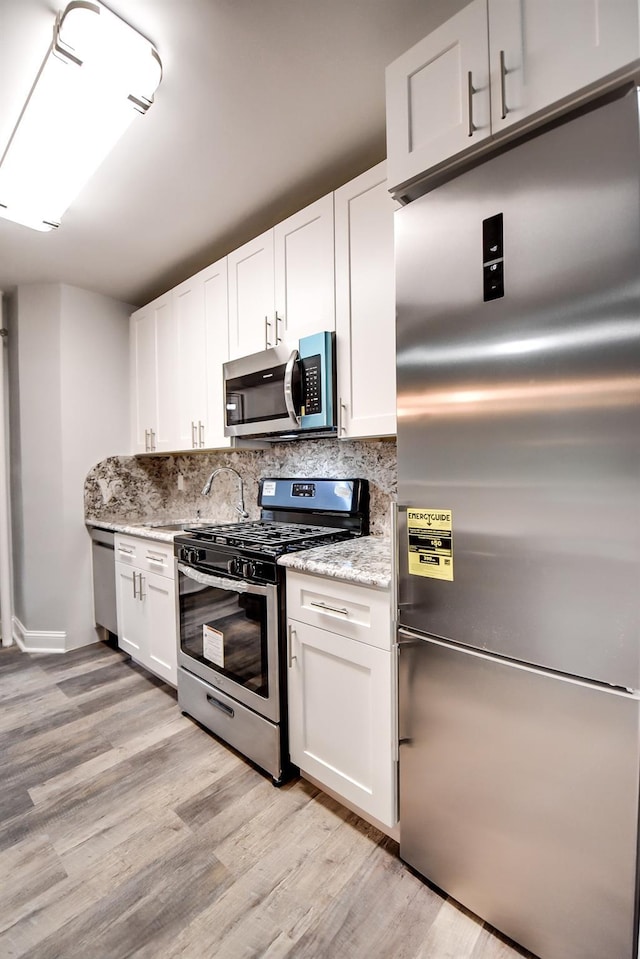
(398, 633), (640, 959)
(395, 88), (640, 689)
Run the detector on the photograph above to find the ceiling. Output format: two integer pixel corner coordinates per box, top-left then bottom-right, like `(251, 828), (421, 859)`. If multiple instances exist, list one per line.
(0, 0), (467, 308)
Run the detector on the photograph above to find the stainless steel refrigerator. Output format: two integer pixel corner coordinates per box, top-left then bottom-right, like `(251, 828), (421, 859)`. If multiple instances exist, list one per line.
(395, 86), (640, 959)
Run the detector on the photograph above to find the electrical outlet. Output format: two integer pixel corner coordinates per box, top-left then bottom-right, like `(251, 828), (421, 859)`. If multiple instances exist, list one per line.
(177, 474), (185, 491)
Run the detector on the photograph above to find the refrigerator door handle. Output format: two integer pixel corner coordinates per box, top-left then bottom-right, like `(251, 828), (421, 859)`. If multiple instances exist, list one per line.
(397, 628), (423, 747)
(398, 626), (424, 646)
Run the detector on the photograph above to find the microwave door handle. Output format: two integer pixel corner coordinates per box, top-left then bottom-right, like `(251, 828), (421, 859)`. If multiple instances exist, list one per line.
(283, 350), (301, 427)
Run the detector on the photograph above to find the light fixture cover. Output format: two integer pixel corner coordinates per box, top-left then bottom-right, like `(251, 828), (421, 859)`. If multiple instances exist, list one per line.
(0, 1), (162, 231)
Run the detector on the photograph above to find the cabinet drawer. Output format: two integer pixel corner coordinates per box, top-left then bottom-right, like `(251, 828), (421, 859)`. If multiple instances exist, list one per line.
(114, 534), (175, 579)
(286, 570), (391, 650)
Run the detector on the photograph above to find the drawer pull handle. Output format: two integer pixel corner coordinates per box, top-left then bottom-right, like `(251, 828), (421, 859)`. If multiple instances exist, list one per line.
(118, 546), (134, 555)
(288, 624), (297, 668)
(146, 553), (166, 563)
(310, 600), (349, 616)
(206, 694), (234, 718)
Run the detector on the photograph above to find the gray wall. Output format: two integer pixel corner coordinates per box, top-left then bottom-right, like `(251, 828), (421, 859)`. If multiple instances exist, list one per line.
(10, 283), (131, 648)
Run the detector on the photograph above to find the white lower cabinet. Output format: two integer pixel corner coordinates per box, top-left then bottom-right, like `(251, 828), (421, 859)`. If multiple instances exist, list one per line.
(286, 570), (396, 828)
(115, 534), (178, 687)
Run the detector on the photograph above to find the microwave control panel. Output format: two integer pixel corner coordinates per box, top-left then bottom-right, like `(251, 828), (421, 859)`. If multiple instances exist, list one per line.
(301, 354), (322, 415)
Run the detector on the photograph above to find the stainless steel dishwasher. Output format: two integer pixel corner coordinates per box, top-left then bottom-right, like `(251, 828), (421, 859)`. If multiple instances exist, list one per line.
(90, 527), (117, 636)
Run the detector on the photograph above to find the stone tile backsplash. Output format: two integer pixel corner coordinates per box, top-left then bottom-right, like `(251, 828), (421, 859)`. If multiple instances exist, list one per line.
(84, 439), (397, 537)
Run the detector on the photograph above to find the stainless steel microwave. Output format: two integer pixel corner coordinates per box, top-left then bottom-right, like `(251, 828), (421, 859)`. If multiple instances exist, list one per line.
(223, 331), (336, 439)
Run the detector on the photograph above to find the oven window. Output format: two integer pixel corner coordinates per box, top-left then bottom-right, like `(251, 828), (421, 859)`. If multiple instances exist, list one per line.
(179, 579), (269, 696)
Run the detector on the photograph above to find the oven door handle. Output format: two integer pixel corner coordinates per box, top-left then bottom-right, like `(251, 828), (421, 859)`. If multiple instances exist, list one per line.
(283, 349), (301, 427)
(177, 562), (270, 596)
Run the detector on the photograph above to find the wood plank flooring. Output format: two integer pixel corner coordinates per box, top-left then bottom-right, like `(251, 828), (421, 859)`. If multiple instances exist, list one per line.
(0, 641), (536, 959)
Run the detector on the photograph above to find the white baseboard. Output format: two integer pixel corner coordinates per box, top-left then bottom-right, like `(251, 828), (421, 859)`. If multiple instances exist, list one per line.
(13, 616), (67, 654)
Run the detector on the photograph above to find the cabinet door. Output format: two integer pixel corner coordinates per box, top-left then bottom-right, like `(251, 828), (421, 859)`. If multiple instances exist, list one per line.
(203, 258), (231, 449)
(143, 569), (178, 687)
(115, 562), (146, 661)
(288, 618), (396, 826)
(130, 293), (177, 453)
(130, 305), (157, 453)
(153, 294), (179, 451)
(489, 0), (639, 134)
(173, 275), (207, 451)
(274, 194), (335, 345)
(335, 163), (397, 439)
(385, 0), (490, 191)
(227, 229), (275, 359)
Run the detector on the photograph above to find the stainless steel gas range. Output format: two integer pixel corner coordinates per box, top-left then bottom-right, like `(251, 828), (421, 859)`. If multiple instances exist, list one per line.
(174, 477), (369, 784)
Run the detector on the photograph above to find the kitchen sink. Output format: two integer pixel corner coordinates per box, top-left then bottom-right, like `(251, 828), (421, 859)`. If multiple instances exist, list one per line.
(140, 521), (210, 532)
(143, 522), (185, 531)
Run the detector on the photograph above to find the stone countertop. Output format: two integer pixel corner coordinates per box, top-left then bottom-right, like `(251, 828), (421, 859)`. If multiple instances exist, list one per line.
(85, 518), (215, 544)
(278, 536), (392, 590)
(87, 520), (393, 588)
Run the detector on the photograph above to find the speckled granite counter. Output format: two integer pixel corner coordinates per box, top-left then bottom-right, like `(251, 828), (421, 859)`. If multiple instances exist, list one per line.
(87, 521), (392, 587)
(278, 536), (391, 589)
(85, 518), (213, 544)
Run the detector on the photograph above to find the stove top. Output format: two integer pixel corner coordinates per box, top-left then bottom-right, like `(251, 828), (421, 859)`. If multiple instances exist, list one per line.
(175, 478), (368, 580)
(182, 520), (351, 556)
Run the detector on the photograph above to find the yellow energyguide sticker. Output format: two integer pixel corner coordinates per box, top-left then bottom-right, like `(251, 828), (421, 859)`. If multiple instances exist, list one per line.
(407, 508), (453, 581)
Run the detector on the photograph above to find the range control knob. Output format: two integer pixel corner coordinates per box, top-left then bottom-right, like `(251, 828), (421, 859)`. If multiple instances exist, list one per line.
(242, 560), (255, 580)
(181, 546), (204, 565)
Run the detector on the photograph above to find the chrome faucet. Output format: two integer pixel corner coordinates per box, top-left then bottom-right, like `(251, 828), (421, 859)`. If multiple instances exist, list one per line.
(201, 466), (249, 520)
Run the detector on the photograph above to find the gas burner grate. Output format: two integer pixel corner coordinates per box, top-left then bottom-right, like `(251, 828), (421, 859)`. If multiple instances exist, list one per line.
(183, 520), (347, 552)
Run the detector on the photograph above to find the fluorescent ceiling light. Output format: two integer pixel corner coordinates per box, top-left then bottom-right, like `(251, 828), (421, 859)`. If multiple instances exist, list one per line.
(0, 1), (162, 232)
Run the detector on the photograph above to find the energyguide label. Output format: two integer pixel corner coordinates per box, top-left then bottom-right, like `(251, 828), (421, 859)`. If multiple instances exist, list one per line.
(407, 508), (453, 581)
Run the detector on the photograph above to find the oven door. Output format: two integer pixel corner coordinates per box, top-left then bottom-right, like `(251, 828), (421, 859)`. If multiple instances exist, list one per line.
(177, 563), (280, 722)
(223, 345), (301, 437)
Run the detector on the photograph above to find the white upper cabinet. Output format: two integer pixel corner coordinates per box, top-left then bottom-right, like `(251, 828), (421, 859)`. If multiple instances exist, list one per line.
(173, 258), (230, 451)
(274, 194), (335, 346)
(488, 0), (640, 133)
(130, 166), (395, 451)
(130, 304), (156, 453)
(203, 258), (231, 449)
(386, 0), (640, 191)
(228, 195), (335, 360)
(334, 162), (397, 439)
(130, 292), (178, 453)
(173, 275), (207, 451)
(386, 0), (491, 191)
(227, 229), (275, 359)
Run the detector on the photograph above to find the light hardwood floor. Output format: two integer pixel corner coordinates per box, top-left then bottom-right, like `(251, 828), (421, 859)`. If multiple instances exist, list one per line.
(0, 641), (535, 959)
